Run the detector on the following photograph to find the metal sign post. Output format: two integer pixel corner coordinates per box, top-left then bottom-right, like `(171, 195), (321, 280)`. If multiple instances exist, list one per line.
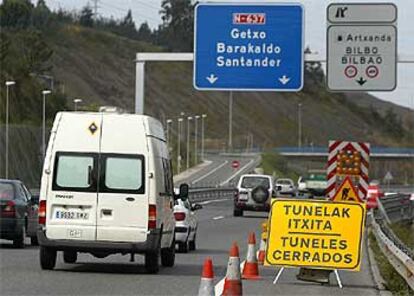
(327, 3), (397, 91)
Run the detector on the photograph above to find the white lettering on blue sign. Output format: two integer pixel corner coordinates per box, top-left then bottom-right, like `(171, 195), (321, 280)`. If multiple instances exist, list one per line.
(194, 3), (304, 91)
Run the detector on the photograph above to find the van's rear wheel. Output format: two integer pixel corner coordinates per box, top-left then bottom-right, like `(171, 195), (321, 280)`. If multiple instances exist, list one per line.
(63, 251), (77, 264)
(161, 237), (175, 267)
(189, 233), (196, 251)
(40, 246), (56, 270)
(145, 248), (160, 274)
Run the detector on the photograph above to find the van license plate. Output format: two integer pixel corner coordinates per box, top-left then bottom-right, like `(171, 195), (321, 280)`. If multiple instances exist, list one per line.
(56, 211), (89, 220)
(67, 229), (82, 238)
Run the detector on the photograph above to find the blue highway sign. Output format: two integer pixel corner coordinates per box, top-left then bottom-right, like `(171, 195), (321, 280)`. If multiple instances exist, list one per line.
(194, 3), (304, 91)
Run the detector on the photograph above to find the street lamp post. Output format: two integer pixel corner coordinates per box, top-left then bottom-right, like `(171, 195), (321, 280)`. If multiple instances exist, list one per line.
(42, 90), (51, 160)
(298, 103), (302, 148)
(73, 99), (82, 111)
(177, 118), (183, 174)
(194, 115), (200, 165)
(5, 81), (15, 179)
(186, 116), (192, 170)
(166, 119), (172, 148)
(201, 114), (207, 162)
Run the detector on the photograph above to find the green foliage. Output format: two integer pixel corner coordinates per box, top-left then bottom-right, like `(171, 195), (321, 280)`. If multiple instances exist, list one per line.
(390, 223), (414, 249)
(158, 0), (194, 51)
(261, 151), (299, 180)
(79, 5), (93, 27)
(0, 0), (33, 28)
(369, 232), (414, 296)
(32, 0), (51, 29)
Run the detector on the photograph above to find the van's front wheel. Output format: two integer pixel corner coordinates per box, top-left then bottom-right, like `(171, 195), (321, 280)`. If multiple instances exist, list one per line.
(40, 246), (56, 270)
(161, 237), (175, 267)
(145, 248), (160, 274)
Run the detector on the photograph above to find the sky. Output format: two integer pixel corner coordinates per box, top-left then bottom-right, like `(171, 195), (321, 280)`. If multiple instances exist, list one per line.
(40, 0), (414, 109)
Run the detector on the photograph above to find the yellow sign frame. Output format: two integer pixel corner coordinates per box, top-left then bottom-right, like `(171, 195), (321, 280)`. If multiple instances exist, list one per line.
(265, 199), (366, 271)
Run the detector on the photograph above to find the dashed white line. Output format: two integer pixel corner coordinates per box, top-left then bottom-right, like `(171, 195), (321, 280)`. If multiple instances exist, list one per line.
(212, 216), (224, 220)
(199, 199), (231, 205)
(214, 260), (246, 295)
(220, 158), (256, 186)
(191, 160), (229, 185)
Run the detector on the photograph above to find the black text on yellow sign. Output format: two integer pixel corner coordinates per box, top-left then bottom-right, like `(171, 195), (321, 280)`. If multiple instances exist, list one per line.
(265, 199), (366, 271)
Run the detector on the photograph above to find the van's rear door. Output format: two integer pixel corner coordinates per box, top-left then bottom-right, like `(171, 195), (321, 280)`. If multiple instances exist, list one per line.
(96, 115), (148, 242)
(46, 113), (102, 241)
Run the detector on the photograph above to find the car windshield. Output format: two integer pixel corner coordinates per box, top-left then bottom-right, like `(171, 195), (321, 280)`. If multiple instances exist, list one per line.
(0, 183), (14, 200)
(241, 177), (270, 189)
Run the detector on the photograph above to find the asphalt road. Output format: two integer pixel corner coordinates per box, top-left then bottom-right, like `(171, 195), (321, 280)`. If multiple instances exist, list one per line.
(0, 198), (380, 296)
(177, 154), (260, 187)
(0, 154), (384, 295)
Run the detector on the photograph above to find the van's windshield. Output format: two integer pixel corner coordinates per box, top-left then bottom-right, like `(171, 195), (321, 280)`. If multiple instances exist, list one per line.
(52, 152), (145, 194)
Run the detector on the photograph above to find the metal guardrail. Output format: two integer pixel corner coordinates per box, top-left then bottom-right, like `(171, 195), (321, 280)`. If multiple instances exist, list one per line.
(377, 194), (414, 223)
(371, 217), (414, 290)
(188, 187), (236, 203)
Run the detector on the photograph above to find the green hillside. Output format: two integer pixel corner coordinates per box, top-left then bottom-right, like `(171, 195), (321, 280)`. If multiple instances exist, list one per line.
(42, 24), (413, 149)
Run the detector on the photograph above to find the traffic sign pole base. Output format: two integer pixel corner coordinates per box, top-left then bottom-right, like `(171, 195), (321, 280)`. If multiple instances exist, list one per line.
(272, 267), (343, 288)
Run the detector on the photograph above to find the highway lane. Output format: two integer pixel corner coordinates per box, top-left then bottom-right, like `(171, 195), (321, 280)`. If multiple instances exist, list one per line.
(0, 199), (266, 295)
(0, 198), (380, 296)
(179, 154), (260, 187)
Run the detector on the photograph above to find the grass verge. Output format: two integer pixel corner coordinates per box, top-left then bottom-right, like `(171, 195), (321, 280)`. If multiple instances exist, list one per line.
(368, 231), (414, 296)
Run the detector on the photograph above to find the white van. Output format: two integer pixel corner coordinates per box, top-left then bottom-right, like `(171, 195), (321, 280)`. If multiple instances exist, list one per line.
(37, 112), (185, 273)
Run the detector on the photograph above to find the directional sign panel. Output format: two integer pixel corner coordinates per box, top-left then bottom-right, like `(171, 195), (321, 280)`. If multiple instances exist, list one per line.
(194, 3), (304, 91)
(327, 3), (397, 91)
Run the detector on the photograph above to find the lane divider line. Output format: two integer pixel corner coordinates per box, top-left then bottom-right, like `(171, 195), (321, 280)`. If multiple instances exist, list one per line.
(199, 199), (231, 205)
(191, 160), (229, 185)
(220, 159), (256, 186)
(212, 216), (224, 220)
(214, 250), (258, 295)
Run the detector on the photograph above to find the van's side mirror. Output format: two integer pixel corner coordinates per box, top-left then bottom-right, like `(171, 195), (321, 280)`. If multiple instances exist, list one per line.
(179, 183), (189, 200)
(30, 195), (39, 205)
(276, 185), (282, 191)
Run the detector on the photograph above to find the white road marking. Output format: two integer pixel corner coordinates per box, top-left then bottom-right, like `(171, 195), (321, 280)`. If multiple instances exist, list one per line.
(214, 260), (246, 295)
(212, 216), (224, 220)
(199, 199), (231, 205)
(220, 159), (255, 186)
(191, 160), (229, 185)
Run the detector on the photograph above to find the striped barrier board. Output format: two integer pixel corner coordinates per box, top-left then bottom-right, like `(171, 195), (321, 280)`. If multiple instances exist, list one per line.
(327, 140), (370, 200)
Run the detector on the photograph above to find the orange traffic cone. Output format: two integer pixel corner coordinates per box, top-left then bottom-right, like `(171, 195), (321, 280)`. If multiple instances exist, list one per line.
(198, 258), (215, 296)
(222, 242), (243, 296)
(257, 236), (266, 265)
(242, 232), (260, 280)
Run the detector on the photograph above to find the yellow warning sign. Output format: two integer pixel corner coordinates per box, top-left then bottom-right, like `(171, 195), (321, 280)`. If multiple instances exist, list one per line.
(265, 199), (366, 271)
(333, 176), (362, 203)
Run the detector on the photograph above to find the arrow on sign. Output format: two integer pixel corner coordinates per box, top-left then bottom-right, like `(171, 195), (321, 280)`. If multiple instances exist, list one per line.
(278, 75), (291, 85)
(206, 74), (218, 84)
(356, 77), (367, 86)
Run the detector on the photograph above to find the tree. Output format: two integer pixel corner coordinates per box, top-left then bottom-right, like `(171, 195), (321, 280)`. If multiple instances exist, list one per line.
(137, 22), (152, 42)
(0, 0), (33, 28)
(159, 0), (194, 51)
(32, 0), (51, 29)
(119, 9), (137, 38)
(79, 5), (94, 27)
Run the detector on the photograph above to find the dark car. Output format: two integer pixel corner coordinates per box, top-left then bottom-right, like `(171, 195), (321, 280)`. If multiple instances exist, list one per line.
(0, 179), (39, 247)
